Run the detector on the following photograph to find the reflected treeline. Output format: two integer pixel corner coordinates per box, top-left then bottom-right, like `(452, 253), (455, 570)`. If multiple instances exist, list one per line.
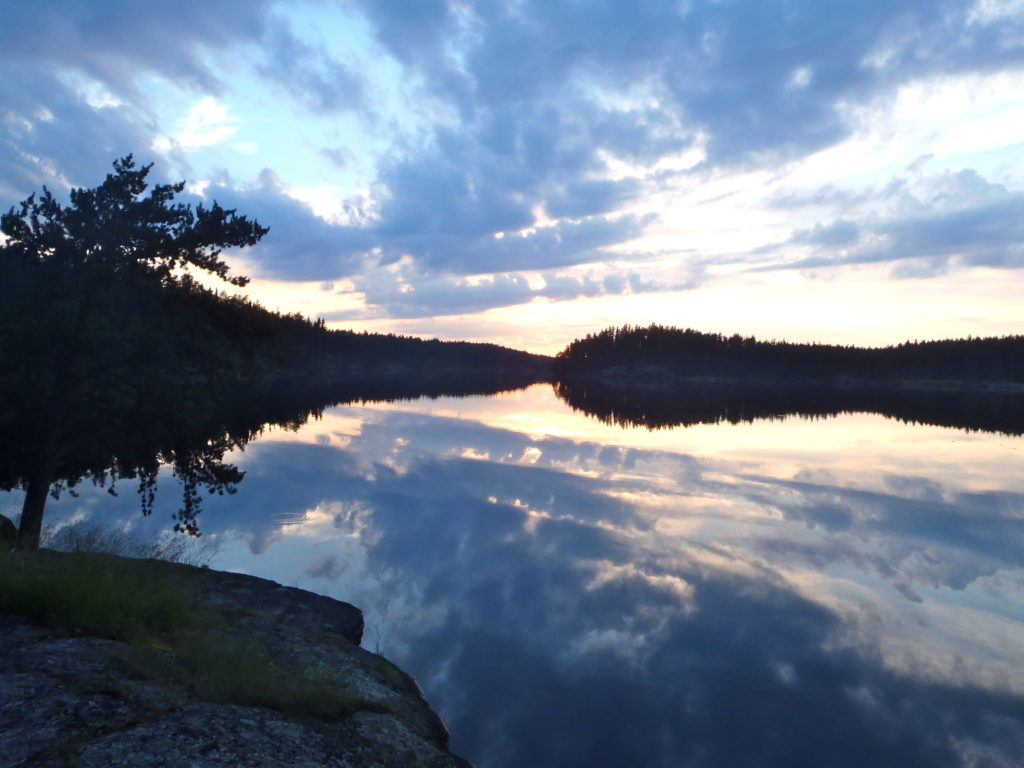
(0, 373), (539, 542)
(554, 379), (1024, 435)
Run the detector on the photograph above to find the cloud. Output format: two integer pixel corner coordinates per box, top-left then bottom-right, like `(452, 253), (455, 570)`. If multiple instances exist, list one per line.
(0, 66), (166, 201)
(280, 0), (1024, 282)
(0, 1), (360, 196)
(331, 116), (658, 278)
(791, 219), (862, 248)
(257, 21), (366, 114)
(158, 97), (240, 150)
(545, 178), (645, 220)
(304, 553), (350, 580)
(755, 169), (1024, 275)
(4, 0), (1024, 293)
(0, 0), (272, 96)
(202, 170), (373, 281)
(744, 471), (1024, 593)
(330, 260), (697, 319)
(352, 0), (1024, 168)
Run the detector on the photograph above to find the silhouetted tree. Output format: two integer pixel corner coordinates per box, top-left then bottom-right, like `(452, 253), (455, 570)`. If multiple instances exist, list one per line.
(0, 156), (267, 549)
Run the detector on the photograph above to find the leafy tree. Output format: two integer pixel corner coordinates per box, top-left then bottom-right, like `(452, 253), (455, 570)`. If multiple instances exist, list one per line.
(0, 157), (268, 549)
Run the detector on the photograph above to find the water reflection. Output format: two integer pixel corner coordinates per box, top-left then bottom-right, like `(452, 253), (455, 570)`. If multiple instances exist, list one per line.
(555, 378), (1024, 435)
(18, 384), (1024, 767)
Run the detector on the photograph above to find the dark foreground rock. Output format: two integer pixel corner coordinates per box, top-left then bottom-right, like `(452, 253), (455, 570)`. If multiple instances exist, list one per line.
(0, 552), (471, 767)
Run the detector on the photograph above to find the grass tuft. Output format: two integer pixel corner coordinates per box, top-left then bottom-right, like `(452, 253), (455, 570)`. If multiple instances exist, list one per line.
(0, 534), (369, 721)
(131, 634), (367, 719)
(0, 550), (199, 638)
(43, 520), (214, 566)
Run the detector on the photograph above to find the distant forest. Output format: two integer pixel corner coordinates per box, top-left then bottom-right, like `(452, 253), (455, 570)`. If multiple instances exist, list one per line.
(169, 288), (551, 386)
(556, 324), (1024, 385)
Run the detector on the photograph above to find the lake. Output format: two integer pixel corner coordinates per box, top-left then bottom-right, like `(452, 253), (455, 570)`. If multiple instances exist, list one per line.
(12, 382), (1024, 767)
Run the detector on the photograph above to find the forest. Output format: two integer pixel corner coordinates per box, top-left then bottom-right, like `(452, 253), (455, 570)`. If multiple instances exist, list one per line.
(556, 324), (1024, 384)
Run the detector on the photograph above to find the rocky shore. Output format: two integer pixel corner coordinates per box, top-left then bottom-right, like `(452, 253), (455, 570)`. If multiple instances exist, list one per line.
(0, 551), (471, 767)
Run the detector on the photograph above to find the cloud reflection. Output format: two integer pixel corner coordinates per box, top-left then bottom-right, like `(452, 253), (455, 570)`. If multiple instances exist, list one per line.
(21, 395), (1024, 767)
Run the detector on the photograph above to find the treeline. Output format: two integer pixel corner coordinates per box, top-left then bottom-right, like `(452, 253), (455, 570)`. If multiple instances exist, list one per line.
(556, 324), (1024, 383)
(166, 283), (551, 386)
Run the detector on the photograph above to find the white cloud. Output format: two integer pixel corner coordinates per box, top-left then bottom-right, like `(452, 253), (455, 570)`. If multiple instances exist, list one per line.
(168, 96), (239, 149)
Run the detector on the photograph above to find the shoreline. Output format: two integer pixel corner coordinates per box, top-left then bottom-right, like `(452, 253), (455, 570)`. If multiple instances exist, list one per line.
(557, 368), (1024, 394)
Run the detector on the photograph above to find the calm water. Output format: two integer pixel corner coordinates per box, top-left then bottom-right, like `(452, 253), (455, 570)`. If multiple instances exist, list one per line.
(13, 383), (1024, 767)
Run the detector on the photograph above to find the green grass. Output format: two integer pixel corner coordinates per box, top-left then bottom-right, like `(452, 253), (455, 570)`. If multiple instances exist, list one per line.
(42, 520), (214, 566)
(0, 549), (199, 638)
(370, 654), (405, 684)
(0, 535), (369, 721)
(130, 634), (366, 719)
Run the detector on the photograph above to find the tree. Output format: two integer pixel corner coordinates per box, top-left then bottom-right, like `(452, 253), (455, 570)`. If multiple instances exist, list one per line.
(0, 156), (269, 549)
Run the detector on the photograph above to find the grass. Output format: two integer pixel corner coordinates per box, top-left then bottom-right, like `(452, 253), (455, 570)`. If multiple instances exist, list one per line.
(0, 524), (369, 721)
(370, 654), (405, 684)
(0, 549), (200, 638)
(42, 520), (214, 566)
(130, 634), (366, 719)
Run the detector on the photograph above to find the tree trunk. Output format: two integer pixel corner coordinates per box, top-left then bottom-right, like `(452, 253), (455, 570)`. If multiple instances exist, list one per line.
(16, 405), (65, 551)
(17, 467), (53, 550)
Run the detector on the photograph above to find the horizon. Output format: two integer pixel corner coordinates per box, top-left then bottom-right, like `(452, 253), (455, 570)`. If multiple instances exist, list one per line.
(326, 322), (1024, 358)
(3, 2), (1023, 356)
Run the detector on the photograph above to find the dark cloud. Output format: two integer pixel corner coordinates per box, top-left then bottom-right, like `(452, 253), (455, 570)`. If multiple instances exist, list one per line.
(0, 66), (169, 202)
(409, 210), (642, 272)
(0, 1), (271, 96)
(257, 22), (366, 114)
(352, 0), (1024, 168)
(328, 260), (693, 319)
(545, 178), (645, 220)
(792, 219), (861, 248)
(202, 170), (373, 280)
(304, 554), (350, 580)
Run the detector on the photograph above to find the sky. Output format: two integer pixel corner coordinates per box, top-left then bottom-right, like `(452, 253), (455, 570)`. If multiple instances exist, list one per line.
(2, 0), (1024, 355)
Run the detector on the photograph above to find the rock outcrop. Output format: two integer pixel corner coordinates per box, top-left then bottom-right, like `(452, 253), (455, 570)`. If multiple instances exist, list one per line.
(0, 552), (471, 767)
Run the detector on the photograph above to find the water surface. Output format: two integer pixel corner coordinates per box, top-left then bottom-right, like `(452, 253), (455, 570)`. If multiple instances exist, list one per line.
(17, 383), (1024, 767)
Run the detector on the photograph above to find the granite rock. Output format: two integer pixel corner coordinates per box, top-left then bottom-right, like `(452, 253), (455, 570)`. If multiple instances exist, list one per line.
(0, 553), (471, 768)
